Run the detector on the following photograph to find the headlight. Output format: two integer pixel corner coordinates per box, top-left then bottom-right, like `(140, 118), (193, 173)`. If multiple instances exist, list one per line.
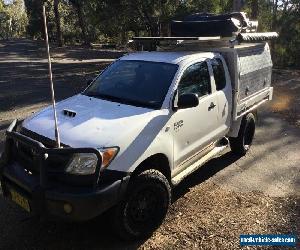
(65, 153), (98, 175)
(65, 147), (118, 175)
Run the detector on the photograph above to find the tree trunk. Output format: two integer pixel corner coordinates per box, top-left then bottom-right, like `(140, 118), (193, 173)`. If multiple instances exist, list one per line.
(272, 0), (278, 30)
(54, 0), (63, 47)
(136, 5), (159, 37)
(75, 3), (89, 45)
(233, 0), (243, 11)
(121, 28), (127, 45)
(141, 8), (158, 36)
(271, 0), (278, 61)
(251, 0), (259, 19)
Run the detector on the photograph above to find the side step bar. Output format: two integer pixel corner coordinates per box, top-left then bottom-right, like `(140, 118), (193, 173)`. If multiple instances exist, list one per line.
(171, 142), (228, 186)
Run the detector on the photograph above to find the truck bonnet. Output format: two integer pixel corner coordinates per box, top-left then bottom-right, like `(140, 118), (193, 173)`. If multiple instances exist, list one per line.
(22, 94), (165, 149)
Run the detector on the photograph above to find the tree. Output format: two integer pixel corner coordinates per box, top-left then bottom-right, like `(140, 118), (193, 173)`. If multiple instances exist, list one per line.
(24, 0), (45, 39)
(273, 0), (300, 67)
(126, 0), (181, 36)
(232, 0), (244, 11)
(69, 0), (90, 45)
(0, 0), (28, 39)
(0, 0), (9, 39)
(54, 0), (63, 46)
(0, 0), (4, 11)
(3, 0), (300, 68)
(250, 0), (258, 19)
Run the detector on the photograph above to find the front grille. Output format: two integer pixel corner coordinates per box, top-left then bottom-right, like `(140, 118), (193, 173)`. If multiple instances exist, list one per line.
(13, 128), (72, 174)
(14, 141), (39, 174)
(6, 127), (98, 187)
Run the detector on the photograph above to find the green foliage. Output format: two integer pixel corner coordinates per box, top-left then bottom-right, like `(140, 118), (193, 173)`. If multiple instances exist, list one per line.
(274, 1), (300, 67)
(59, 1), (82, 43)
(24, 0), (46, 39)
(0, 0), (4, 11)
(1, 0), (300, 68)
(0, 0), (28, 39)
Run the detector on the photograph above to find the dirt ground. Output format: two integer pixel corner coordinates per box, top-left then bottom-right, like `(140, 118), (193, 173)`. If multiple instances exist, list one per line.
(271, 69), (300, 128)
(0, 39), (299, 250)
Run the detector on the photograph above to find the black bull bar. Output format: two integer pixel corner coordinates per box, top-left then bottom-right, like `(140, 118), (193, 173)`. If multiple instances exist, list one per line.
(0, 119), (103, 189)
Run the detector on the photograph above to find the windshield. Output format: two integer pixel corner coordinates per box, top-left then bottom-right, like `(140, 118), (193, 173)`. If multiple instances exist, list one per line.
(83, 60), (178, 109)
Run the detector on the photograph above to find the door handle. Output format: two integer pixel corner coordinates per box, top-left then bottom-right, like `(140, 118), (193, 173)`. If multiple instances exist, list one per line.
(208, 102), (216, 110)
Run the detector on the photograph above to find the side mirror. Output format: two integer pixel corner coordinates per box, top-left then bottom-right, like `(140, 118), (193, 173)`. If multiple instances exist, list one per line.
(177, 93), (199, 109)
(86, 79), (93, 86)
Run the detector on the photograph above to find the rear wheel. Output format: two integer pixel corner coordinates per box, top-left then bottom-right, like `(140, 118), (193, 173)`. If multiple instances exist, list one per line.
(111, 169), (171, 240)
(229, 112), (256, 156)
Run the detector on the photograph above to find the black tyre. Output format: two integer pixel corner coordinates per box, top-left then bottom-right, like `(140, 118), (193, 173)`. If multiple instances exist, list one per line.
(229, 112), (256, 156)
(111, 169), (171, 240)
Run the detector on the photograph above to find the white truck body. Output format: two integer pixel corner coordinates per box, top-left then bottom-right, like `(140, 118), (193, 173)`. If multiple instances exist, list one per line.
(0, 39), (274, 237)
(22, 43), (273, 184)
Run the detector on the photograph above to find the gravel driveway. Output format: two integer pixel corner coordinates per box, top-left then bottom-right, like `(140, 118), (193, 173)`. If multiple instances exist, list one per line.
(0, 39), (299, 250)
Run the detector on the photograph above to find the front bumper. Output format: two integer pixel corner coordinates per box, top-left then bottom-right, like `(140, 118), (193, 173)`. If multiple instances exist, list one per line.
(0, 120), (130, 221)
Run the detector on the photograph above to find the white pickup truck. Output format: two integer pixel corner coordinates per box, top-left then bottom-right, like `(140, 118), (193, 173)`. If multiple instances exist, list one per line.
(0, 40), (273, 239)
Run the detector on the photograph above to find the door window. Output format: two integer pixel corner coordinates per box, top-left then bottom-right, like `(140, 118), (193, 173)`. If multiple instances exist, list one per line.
(178, 62), (211, 98)
(211, 58), (226, 90)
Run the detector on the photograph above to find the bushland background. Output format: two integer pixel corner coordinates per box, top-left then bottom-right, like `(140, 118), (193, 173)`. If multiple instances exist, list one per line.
(0, 0), (299, 68)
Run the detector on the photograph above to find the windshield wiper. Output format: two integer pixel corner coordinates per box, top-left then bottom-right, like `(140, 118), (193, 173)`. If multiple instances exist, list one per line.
(86, 93), (132, 104)
(84, 92), (157, 109)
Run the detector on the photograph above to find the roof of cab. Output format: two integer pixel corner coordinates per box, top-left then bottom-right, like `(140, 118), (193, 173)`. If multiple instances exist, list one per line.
(120, 51), (215, 65)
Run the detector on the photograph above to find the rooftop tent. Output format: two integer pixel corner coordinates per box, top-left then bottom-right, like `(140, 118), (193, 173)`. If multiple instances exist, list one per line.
(171, 12), (250, 37)
(131, 12), (278, 51)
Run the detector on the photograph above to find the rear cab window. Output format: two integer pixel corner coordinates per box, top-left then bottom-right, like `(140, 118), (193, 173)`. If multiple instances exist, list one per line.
(211, 58), (226, 91)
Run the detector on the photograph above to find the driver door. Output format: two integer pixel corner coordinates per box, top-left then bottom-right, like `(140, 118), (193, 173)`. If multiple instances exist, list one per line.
(171, 61), (219, 169)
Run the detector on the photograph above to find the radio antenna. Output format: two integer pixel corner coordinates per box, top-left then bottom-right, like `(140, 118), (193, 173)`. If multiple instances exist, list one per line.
(42, 4), (61, 148)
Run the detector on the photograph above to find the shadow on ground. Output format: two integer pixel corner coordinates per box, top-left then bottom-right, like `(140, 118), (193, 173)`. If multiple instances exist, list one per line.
(50, 45), (125, 61)
(0, 39), (124, 112)
(0, 152), (241, 250)
(0, 39), (124, 62)
(173, 151), (241, 202)
(0, 61), (107, 112)
(0, 205), (145, 249)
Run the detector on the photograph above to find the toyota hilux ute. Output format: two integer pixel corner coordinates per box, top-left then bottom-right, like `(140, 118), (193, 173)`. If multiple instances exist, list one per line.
(0, 39), (274, 239)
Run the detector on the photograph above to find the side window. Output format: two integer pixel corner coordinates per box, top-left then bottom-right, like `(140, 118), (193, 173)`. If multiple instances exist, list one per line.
(211, 58), (226, 91)
(178, 62), (211, 98)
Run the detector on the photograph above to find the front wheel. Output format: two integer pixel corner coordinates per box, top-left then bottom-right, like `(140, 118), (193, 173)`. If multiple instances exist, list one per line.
(229, 112), (256, 156)
(111, 169), (171, 240)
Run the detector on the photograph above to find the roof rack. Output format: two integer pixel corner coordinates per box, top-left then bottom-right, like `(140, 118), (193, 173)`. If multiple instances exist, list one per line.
(131, 36), (221, 42)
(129, 32), (278, 51)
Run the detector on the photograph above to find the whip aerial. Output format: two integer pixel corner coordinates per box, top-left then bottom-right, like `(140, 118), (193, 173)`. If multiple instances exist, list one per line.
(42, 4), (61, 148)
